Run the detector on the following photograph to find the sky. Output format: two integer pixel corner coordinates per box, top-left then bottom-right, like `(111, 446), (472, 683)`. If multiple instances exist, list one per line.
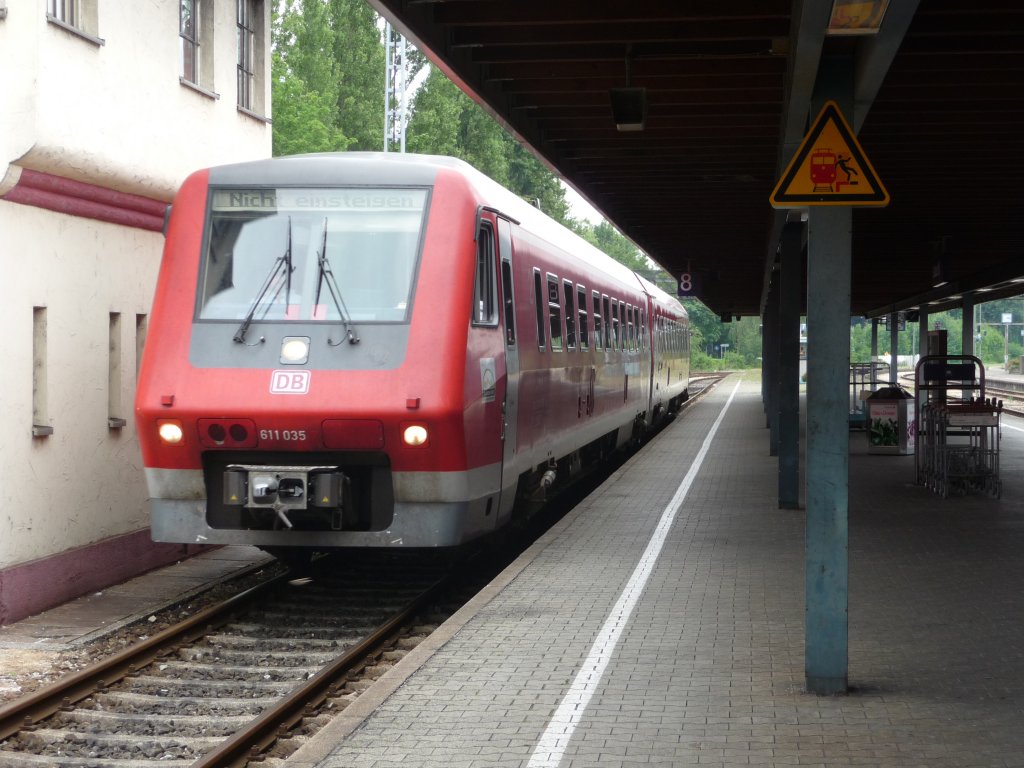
(561, 182), (604, 224)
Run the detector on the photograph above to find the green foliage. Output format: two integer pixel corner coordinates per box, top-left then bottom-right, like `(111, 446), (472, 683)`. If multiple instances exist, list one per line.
(691, 349), (718, 372)
(575, 221), (646, 272)
(407, 68), (510, 182)
(270, 51), (348, 156)
(404, 68), (462, 156)
(272, 1), (351, 155)
(271, 0), (383, 157)
(682, 297), (726, 364)
(329, 0), (385, 151)
(508, 144), (570, 223)
(849, 300), (1024, 372)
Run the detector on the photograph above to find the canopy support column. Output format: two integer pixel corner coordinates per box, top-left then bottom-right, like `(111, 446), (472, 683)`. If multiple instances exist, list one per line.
(804, 56), (852, 696)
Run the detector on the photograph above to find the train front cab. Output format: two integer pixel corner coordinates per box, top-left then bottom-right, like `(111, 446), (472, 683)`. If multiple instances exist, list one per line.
(137, 159), (522, 551)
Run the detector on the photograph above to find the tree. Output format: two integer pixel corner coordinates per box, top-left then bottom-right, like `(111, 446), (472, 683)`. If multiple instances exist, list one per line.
(407, 66), (510, 183)
(271, 0), (384, 157)
(329, 0), (385, 150)
(682, 297), (723, 354)
(508, 144), (570, 224)
(577, 221), (648, 273)
(271, 0), (351, 156)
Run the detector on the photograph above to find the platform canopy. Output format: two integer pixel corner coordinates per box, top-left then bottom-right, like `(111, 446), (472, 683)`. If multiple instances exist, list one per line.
(368, 0), (1024, 318)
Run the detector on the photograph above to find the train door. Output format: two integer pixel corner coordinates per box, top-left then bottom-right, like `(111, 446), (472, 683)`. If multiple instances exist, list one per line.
(496, 216), (520, 524)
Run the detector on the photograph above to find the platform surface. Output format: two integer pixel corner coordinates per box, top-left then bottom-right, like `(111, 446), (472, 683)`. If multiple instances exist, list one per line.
(0, 547), (273, 650)
(284, 373), (1024, 768)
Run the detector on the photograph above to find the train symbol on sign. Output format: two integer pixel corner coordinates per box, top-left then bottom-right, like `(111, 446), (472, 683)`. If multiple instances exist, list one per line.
(810, 148), (860, 193)
(270, 370), (311, 394)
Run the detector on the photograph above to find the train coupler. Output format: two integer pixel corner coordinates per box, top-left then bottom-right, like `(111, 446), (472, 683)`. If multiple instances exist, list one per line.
(222, 464), (346, 513)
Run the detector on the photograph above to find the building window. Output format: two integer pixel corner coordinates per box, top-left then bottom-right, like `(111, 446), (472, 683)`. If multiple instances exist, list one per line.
(49, 0), (78, 26)
(181, 0), (199, 84)
(236, 0), (266, 115)
(47, 0), (102, 45)
(180, 0), (216, 96)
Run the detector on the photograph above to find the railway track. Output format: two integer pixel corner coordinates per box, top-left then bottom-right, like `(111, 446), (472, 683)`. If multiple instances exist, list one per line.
(0, 556), (457, 767)
(0, 376), (726, 767)
(984, 384), (1024, 419)
(895, 373), (1024, 419)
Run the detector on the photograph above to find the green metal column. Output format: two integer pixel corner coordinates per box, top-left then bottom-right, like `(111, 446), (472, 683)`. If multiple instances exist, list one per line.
(962, 294), (975, 357)
(767, 276), (780, 455)
(778, 222), (802, 509)
(804, 57), (852, 695)
(889, 312), (899, 383)
(919, 306), (929, 361)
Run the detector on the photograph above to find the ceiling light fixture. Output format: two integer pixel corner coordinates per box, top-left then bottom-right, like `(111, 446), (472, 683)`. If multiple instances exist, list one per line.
(610, 45), (646, 131)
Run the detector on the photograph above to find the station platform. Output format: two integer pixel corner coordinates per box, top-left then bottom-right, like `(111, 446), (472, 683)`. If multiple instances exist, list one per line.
(286, 373), (1024, 768)
(1, 373), (1022, 766)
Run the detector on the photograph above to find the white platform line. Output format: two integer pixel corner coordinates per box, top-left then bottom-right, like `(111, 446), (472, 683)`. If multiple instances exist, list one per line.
(527, 378), (743, 768)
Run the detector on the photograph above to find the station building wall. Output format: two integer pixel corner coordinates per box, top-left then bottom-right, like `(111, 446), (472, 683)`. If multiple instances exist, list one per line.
(0, 0), (272, 625)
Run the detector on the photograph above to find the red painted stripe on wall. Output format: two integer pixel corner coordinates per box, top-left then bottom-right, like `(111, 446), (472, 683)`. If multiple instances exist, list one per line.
(0, 530), (211, 625)
(1, 168), (167, 232)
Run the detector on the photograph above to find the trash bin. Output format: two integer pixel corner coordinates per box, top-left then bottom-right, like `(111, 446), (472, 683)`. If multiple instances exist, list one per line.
(866, 385), (914, 455)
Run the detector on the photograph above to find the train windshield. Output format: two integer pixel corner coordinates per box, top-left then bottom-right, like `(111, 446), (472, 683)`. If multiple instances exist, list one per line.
(197, 187), (428, 323)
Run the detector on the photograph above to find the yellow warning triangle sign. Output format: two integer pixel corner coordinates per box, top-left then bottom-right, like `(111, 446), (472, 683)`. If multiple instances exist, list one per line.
(770, 100), (889, 208)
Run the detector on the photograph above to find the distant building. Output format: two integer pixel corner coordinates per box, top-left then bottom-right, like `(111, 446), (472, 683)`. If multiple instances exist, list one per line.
(0, 0), (271, 624)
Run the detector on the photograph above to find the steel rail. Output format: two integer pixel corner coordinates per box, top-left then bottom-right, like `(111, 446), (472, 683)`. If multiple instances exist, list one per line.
(190, 574), (453, 768)
(0, 573), (288, 741)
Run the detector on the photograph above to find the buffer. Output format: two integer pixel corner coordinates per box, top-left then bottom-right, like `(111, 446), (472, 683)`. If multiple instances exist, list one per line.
(770, 101), (889, 208)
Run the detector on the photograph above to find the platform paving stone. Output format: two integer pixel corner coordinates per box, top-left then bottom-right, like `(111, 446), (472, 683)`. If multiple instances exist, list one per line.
(290, 374), (1024, 768)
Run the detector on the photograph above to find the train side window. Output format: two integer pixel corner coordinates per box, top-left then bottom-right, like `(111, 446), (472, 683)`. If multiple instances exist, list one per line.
(577, 285), (589, 350)
(610, 299), (620, 350)
(563, 280), (577, 349)
(639, 308), (646, 351)
(547, 274), (563, 350)
(627, 305), (635, 351)
(533, 269), (546, 349)
(592, 290), (603, 350)
(473, 222), (497, 326)
(602, 295), (611, 349)
(501, 261), (515, 347)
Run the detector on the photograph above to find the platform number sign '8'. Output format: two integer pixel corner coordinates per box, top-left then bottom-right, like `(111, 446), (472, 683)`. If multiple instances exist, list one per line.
(677, 272), (699, 297)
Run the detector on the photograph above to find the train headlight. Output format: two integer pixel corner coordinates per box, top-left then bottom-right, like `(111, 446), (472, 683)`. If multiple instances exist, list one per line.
(280, 336), (310, 365)
(158, 420), (184, 445)
(402, 425), (429, 447)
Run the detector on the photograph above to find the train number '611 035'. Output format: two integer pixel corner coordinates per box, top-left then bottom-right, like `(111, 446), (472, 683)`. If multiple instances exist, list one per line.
(259, 429), (307, 442)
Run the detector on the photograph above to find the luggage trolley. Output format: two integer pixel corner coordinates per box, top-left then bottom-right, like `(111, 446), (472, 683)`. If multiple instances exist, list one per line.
(914, 355), (1003, 498)
(849, 361), (890, 429)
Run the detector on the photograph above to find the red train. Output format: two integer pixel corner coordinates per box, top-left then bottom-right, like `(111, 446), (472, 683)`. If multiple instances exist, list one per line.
(135, 153), (689, 558)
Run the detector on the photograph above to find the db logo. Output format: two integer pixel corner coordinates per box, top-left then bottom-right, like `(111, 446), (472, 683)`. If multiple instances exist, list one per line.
(270, 370), (311, 395)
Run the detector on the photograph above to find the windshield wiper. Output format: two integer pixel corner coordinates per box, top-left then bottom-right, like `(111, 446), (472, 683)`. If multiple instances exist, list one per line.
(233, 218), (293, 344)
(314, 217), (360, 345)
